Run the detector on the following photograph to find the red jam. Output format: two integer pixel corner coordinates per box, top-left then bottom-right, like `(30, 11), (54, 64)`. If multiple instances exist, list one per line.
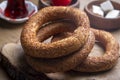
(51, 0), (72, 6)
(4, 0), (28, 19)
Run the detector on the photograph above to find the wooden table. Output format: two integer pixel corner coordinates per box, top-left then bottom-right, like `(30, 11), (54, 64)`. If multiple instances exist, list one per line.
(0, 0), (120, 80)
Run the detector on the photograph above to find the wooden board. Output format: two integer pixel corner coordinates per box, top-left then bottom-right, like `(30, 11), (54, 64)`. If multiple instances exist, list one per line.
(0, 43), (51, 80)
(1, 34), (120, 80)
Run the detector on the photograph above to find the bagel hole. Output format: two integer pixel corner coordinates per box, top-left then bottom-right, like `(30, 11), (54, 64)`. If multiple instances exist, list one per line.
(36, 20), (77, 43)
(89, 41), (105, 57)
(51, 32), (73, 43)
(43, 36), (53, 43)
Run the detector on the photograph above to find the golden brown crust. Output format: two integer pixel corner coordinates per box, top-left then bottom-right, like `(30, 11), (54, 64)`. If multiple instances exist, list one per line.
(26, 30), (95, 73)
(20, 6), (118, 73)
(73, 28), (119, 72)
(52, 28), (119, 72)
(21, 7), (90, 58)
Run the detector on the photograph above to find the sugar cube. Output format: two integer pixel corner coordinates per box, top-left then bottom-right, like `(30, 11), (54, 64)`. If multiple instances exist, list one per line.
(92, 5), (104, 16)
(100, 0), (114, 12)
(105, 10), (120, 18)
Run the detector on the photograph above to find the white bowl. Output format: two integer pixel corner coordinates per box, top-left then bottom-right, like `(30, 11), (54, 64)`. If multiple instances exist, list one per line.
(0, 1), (38, 24)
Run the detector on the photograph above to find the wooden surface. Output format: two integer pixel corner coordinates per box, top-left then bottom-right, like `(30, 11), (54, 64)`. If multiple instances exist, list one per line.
(0, 0), (120, 80)
(0, 0), (39, 80)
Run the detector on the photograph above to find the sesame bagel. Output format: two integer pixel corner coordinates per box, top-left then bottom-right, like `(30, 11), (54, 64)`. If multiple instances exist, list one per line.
(26, 22), (94, 73)
(21, 6), (90, 58)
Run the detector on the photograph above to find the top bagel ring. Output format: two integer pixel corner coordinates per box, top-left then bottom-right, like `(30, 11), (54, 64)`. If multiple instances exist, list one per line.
(21, 6), (90, 58)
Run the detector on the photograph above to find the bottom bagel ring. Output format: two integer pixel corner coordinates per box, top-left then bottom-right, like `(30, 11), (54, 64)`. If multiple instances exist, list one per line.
(26, 22), (94, 73)
(53, 28), (119, 72)
(74, 29), (119, 72)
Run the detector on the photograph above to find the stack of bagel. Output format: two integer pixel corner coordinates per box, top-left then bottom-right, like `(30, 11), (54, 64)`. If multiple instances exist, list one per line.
(21, 7), (119, 73)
